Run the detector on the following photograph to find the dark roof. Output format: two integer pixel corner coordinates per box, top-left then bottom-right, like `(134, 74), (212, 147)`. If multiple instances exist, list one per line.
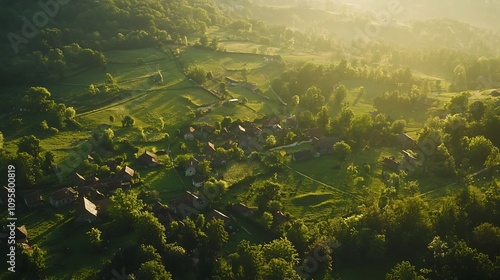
(185, 126), (196, 134)
(76, 197), (98, 217)
(16, 225), (28, 239)
(169, 191), (201, 210)
(224, 140), (236, 149)
(119, 166), (135, 178)
(272, 211), (289, 225)
(306, 128), (324, 139)
(383, 157), (400, 171)
(192, 174), (206, 184)
(24, 191), (43, 207)
(398, 133), (415, 145)
(200, 124), (216, 133)
(237, 125), (246, 133)
(103, 180), (131, 192)
(313, 137), (339, 150)
(225, 77), (239, 84)
(50, 187), (77, 201)
(138, 151), (158, 164)
(231, 202), (256, 216)
(293, 150), (316, 161)
(205, 142), (216, 153)
(207, 210), (231, 223)
(402, 150), (417, 161)
(211, 155), (228, 167)
(244, 83), (259, 91)
(184, 158), (199, 170)
(75, 173), (86, 181)
(95, 198), (111, 213)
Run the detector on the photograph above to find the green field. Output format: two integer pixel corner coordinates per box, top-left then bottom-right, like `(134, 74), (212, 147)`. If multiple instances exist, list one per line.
(2, 35), (499, 280)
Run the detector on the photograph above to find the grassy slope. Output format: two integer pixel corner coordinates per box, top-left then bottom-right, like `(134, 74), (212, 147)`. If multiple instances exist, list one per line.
(2, 39), (498, 279)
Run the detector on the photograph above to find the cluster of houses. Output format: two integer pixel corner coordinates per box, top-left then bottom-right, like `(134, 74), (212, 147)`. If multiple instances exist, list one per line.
(382, 133), (420, 175)
(291, 129), (341, 162)
(153, 190), (289, 234)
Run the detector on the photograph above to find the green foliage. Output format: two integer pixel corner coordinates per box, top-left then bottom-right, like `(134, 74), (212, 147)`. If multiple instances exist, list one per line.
(21, 245), (47, 276)
(385, 261), (427, 280)
(383, 197), (432, 257)
(187, 66), (207, 84)
(302, 86), (325, 112)
(135, 260), (172, 280)
(87, 228), (103, 248)
(261, 151), (290, 170)
(266, 135), (277, 147)
(122, 115), (135, 127)
(17, 135), (42, 157)
(23, 87), (53, 113)
(205, 219), (229, 253)
(333, 141), (351, 160)
(255, 181), (282, 212)
(65, 107), (76, 119)
(135, 212), (167, 250)
(108, 189), (145, 230)
(332, 84), (347, 107)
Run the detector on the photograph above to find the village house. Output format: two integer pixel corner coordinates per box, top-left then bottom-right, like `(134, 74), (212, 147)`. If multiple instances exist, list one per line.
(235, 124), (246, 136)
(138, 151), (159, 166)
(382, 157), (401, 173)
(117, 166), (135, 182)
(244, 82), (261, 93)
(49, 187), (78, 207)
(200, 124), (216, 139)
(224, 77), (239, 86)
(292, 150), (317, 161)
(169, 191), (207, 216)
(211, 154), (228, 168)
(75, 196), (99, 224)
(272, 211), (290, 226)
(152, 201), (176, 225)
(398, 133), (416, 149)
(285, 117), (299, 129)
(16, 225), (28, 242)
(313, 137), (339, 155)
(206, 209), (231, 226)
(184, 126), (196, 141)
(192, 174), (206, 188)
(75, 172), (87, 186)
(184, 158), (199, 176)
(204, 142), (216, 154)
(306, 128), (325, 139)
(101, 180), (131, 194)
(401, 150), (419, 171)
(24, 190), (43, 209)
(94, 198), (111, 216)
(230, 202), (257, 217)
(238, 136), (261, 153)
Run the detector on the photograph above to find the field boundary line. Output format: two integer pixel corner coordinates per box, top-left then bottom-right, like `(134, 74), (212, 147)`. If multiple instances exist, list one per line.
(286, 166), (362, 200)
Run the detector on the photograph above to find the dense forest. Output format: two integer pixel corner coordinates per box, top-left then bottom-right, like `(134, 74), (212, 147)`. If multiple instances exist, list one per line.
(0, 0), (499, 279)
